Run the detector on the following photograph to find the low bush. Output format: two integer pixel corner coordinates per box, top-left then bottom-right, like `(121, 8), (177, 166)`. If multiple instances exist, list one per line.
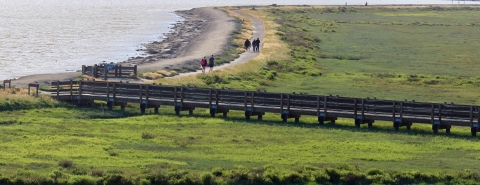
(58, 160), (74, 168)
(0, 165), (478, 185)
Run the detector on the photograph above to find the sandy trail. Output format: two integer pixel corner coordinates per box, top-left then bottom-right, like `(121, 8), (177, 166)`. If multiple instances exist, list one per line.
(171, 9), (265, 78)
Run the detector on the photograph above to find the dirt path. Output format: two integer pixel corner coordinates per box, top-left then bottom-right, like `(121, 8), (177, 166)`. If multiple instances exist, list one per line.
(171, 9), (265, 78)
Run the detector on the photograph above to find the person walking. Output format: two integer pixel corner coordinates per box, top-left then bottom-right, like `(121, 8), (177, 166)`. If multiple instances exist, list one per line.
(244, 39), (251, 51)
(201, 56), (207, 73)
(255, 38), (261, 52)
(208, 55), (215, 72)
(252, 39), (257, 52)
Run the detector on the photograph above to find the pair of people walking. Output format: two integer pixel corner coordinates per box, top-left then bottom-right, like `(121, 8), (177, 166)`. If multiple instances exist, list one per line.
(201, 55), (215, 73)
(252, 38), (261, 52)
(244, 38), (261, 52)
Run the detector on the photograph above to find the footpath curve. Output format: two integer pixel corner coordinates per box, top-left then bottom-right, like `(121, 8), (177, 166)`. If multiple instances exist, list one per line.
(171, 9), (265, 78)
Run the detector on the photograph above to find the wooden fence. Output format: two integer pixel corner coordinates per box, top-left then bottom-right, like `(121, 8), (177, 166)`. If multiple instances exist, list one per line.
(81, 64), (137, 80)
(48, 80), (480, 136)
(3, 80), (11, 89)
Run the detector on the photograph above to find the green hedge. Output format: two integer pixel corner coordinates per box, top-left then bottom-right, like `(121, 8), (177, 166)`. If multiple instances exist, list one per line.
(1, 166), (479, 185)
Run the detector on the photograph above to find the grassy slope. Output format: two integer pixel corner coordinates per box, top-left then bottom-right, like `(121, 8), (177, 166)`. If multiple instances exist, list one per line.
(266, 6), (480, 105)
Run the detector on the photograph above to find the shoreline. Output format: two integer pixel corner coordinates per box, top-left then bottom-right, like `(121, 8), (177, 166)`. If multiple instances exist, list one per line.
(10, 7), (237, 87)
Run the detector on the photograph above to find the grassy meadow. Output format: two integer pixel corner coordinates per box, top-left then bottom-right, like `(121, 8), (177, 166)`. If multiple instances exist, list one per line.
(264, 6), (480, 105)
(3, 6), (480, 185)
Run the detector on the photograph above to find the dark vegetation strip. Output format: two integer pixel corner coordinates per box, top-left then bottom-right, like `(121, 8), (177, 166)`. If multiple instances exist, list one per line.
(2, 164), (480, 185)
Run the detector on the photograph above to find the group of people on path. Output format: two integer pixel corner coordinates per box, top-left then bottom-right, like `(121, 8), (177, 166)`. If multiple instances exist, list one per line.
(244, 38), (261, 52)
(200, 37), (261, 74)
(201, 55), (215, 73)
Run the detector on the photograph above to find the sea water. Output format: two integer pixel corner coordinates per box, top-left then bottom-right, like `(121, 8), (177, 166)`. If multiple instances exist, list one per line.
(0, 0), (477, 80)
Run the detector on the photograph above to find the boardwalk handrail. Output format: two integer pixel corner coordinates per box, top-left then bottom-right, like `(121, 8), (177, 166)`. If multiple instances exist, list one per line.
(49, 80), (480, 136)
(81, 64), (137, 80)
(3, 80), (11, 90)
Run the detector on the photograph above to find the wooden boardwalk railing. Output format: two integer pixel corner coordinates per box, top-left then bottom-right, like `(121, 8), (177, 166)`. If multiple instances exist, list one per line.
(2, 80), (11, 89)
(48, 80), (480, 136)
(82, 64), (137, 80)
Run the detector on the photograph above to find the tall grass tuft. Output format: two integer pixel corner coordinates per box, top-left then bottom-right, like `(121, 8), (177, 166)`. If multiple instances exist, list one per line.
(0, 88), (62, 111)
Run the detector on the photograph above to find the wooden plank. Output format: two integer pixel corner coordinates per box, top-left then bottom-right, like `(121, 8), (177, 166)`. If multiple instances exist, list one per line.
(51, 81), (79, 86)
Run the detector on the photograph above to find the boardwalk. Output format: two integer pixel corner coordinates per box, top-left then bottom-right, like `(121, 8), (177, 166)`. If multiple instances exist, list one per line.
(50, 80), (480, 136)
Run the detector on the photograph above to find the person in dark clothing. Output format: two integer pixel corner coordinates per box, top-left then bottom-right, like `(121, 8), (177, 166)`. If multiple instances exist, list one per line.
(252, 39), (257, 52)
(244, 39), (251, 51)
(255, 38), (261, 52)
(209, 55), (215, 72)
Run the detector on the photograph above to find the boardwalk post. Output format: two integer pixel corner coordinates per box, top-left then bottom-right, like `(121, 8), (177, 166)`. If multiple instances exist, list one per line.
(432, 104), (440, 134)
(221, 89), (229, 118)
(78, 81), (82, 104)
(354, 99), (360, 127)
(439, 104), (451, 134)
(106, 83), (113, 111)
(140, 85), (146, 114)
(103, 67), (108, 80)
(133, 65), (138, 77)
(208, 89), (214, 116)
(174, 87), (180, 115)
(69, 80), (74, 100)
(281, 95), (290, 122)
(244, 92), (252, 120)
(280, 94), (284, 114)
(119, 65), (122, 78)
(473, 108), (479, 137)
(28, 84), (39, 97)
(316, 96), (323, 124)
(56, 80), (60, 99)
(215, 90), (224, 117)
(328, 97), (335, 124)
(93, 64), (98, 78)
(3, 80), (9, 90)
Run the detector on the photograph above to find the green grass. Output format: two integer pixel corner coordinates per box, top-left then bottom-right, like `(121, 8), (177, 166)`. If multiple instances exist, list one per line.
(4, 6), (480, 184)
(2, 105), (480, 184)
(256, 6), (480, 105)
(2, 106), (480, 174)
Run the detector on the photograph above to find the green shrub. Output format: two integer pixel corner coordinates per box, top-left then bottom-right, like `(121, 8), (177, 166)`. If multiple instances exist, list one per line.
(325, 168), (341, 183)
(141, 132), (155, 139)
(367, 169), (384, 176)
(58, 160), (74, 168)
(68, 175), (98, 185)
(201, 173), (213, 185)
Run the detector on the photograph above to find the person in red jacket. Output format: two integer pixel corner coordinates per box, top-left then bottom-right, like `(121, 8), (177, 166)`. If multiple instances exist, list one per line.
(201, 56), (207, 73)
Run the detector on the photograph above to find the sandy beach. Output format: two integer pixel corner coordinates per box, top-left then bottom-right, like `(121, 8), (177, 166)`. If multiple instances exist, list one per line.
(10, 7), (237, 87)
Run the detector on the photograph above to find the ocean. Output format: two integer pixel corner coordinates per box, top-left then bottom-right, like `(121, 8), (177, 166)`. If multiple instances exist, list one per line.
(0, 0), (477, 80)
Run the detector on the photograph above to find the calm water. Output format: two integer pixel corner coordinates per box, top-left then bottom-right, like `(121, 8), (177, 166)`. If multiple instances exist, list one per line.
(0, 0), (477, 80)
